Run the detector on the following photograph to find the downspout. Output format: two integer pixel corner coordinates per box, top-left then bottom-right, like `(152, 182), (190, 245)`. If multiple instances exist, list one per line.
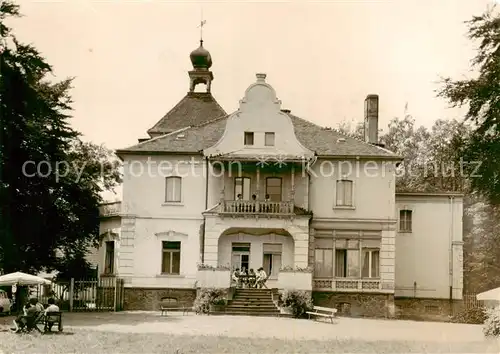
(201, 157), (209, 264)
(449, 196), (454, 305)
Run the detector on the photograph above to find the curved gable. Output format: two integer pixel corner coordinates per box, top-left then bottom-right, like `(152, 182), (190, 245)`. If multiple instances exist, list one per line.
(204, 73), (314, 160)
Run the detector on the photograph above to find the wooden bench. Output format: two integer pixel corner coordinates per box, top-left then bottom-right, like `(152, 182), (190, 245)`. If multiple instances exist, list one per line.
(306, 306), (338, 324)
(160, 297), (189, 316)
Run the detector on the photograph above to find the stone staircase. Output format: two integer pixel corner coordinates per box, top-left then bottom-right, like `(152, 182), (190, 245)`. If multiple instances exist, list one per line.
(224, 288), (280, 317)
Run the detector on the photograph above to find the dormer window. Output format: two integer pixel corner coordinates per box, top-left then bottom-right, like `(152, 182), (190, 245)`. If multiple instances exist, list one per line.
(265, 132), (275, 146)
(244, 132), (254, 146)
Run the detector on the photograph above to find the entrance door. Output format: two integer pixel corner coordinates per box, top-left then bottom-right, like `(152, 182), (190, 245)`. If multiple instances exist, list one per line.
(263, 243), (282, 278)
(231, 242), (251, 271)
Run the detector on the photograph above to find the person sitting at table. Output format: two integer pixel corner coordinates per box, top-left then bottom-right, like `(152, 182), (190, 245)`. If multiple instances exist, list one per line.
(232, 268), (242, 288)
(44, 298), (60, 331)
(12, 298), (39, 332)
(255, 267), (268, 289)
(240, 267), (248, 288)
(248, 269), (257, 288)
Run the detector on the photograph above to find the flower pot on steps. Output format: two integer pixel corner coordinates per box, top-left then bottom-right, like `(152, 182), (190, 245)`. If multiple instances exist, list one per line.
(280, 307), (293, 315)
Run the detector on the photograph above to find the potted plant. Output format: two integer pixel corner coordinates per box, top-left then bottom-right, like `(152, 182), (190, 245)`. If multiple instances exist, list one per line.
(277, 289), (313, 318)
(193, 287), (227, 314)
(209, 298), (226, 313)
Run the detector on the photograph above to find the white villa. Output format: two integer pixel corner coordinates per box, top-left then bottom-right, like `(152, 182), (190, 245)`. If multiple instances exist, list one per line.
(98, 40), (464, 318)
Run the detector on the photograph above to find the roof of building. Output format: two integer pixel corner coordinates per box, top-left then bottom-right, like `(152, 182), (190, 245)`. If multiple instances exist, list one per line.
(146, 92), (227, 136)
(118, 113), (400, 159)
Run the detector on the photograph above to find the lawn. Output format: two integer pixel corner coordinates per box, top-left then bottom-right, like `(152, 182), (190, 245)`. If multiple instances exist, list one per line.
(0, 312), (499, 353)
(1, 331), (499, 354)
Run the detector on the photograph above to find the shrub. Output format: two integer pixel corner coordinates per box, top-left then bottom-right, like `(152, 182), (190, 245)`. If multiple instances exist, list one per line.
(193, 287), (226, 314)
(451, 307), (486, 324)
(483, 306), (500, 337)
(278, 289), (313, 318)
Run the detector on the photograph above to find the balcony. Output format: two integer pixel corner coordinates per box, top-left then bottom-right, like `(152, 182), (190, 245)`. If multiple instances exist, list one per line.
(313, 278), (390, 293)
(220, 200), (294, 215)
(99, 202), (121, 218)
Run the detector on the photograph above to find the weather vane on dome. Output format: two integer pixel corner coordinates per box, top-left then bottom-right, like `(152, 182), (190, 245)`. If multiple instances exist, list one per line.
(198, 8), (206, 42)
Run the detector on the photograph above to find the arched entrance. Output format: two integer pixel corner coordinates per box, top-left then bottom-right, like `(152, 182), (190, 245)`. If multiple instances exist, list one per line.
(217, 228), (294, 285)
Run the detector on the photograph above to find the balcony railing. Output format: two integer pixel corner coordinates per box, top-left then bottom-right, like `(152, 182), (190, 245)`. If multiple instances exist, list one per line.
(313, 278), (382, 292)
(99, 202), (121, 217)
(220, 200), (294, 215)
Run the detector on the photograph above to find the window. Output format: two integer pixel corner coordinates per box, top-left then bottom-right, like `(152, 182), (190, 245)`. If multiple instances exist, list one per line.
(399, 209), (412, 232)
(161, 241), (181, 274)
(315, 249), (334, 278)
(104, 241), (115, 274)
(244, 132), (254, 145)
(263, 243), (282, 277)
(265, 132), (275, 146)
(335, 239), (359, 278)
(231, 243), (250, 270)
(336, 180), (353, 206)
(165, 176), (182, 202)
(266, 177), (282, 202)
(234, 177), (251, 200)
(361, 249), (380, 278)
(314, 238), (333, 278)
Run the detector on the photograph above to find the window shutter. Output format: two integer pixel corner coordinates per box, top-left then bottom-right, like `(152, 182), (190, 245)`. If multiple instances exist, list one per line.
(263, 243), (282, 253)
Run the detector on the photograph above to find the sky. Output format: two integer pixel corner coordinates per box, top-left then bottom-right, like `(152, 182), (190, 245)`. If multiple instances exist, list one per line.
(9, 0), (494, 151)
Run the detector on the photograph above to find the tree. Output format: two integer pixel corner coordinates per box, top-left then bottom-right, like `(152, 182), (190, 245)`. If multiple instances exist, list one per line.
(0, 1), (121, 275)
(337, 119), (364, 140)
(438, 5), (500, 204)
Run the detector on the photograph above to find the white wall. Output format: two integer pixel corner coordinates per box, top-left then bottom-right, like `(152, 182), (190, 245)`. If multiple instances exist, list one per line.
(394, 194), (463, 299)
(309, 159), (396, 220)
(122, 155), (207, 217)
(119, 154), (207, 288)
(129, 218), (201, 288)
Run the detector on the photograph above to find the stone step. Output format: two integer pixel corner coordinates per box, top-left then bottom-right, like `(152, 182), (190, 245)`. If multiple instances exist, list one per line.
(226, 305), (278, 311)
(229, 300), (275, 305)
(233, 294), (274, 298)
(224, 311), (280, 317)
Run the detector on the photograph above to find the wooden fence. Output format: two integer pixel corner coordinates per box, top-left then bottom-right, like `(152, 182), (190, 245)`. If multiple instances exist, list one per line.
(33, 277), (124, 312)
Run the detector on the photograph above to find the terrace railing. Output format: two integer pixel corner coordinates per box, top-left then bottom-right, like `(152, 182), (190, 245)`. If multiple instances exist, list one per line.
(220, 200), (294, 216)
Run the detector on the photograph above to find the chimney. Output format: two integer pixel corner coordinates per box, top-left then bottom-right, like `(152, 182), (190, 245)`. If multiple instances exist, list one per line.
(364, 94), (379, 145)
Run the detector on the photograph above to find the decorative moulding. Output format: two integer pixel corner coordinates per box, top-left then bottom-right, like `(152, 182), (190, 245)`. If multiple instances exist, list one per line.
(155, 230), (188, 238)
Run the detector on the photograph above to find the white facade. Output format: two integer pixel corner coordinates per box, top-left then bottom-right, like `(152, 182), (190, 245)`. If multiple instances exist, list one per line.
(98, 73), (464, 302)
(395, 193), (463, 300)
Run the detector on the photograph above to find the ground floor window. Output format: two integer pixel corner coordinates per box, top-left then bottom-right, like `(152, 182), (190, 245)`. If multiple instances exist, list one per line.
(162, 241), (181, 274)
(361, 249), (380, 278)
(104, 241), (115, 274)
(314, 237), (380, 279)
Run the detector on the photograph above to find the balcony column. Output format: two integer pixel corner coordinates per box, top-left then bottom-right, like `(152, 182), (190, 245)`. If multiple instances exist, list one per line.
(290, 164), (295, 212)
(219, 162), (225, 212)
(256, 166), (260, 197)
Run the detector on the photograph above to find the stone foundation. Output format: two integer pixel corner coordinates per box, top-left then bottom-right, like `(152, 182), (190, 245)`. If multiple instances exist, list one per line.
(124, 288), (196, 311)
(312, 292), (395, 318)
(395, 297), (465, 322)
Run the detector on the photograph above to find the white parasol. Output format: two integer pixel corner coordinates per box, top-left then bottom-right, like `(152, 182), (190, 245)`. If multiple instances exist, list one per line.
(0, 272), (52, 286)
(477, 287), (500, 302)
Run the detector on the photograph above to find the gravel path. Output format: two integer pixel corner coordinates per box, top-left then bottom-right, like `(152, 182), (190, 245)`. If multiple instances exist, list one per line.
(68, 312), (492, 343)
